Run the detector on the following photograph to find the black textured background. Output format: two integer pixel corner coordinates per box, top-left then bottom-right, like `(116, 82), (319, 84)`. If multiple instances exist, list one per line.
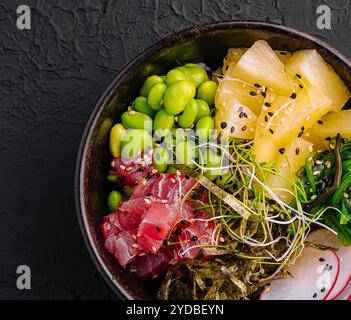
(0, 0), (350, 300)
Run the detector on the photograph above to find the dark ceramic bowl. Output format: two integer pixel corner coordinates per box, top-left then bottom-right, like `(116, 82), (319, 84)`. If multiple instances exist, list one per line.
(75, 21), (351, 300)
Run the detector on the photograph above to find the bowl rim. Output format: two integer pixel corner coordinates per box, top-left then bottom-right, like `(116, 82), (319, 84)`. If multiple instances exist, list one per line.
(75, 20), (351, 300)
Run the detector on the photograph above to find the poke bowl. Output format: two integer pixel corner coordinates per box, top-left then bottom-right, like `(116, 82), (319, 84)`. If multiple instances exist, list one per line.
(75, 21), (351, 300)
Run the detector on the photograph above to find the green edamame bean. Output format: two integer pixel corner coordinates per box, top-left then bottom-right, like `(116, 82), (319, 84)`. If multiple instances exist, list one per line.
(153, 146), (169, 173)
(107, 191), (123, 212)
(196, 115), (215, 141)
(153, 109), (175, 137)
(140, 75), (164, 97)
(147, 82), (167, 111)
(197, 80), (218, 106)
(204, 151), (223, 181)
(183, 64), (208, 88)
(123, 186), (133, 197)
(121, 110), (153, 133)
(165, 69), (187, 86)
(175, 140), (196, 168)
(164, 79), (196, 115)
(110, 123), (126, 158)
(121, 129), (153, 158)
(107, 174), (119, 183)
(178, 99), (198, 128)
(195, 99), (210, 122)
(134, 96), (155, 118)
(166, 166), (177, 173)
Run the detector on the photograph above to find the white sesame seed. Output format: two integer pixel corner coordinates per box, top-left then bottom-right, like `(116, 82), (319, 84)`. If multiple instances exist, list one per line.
(161, 199), (168, 204)
(152, 169), (158, 174)
(132, 234), (137, 240)
(152, 246), (157, 252)
(120, 165), (126, 170)
(316, 160), (323, 165)
(313, 171), (320, 176)
(308, 145), (313, 152)
(144, 198), (151, 204)
(132, 244), (139, 249)
(129, 110), (136, 115)
(344, 193), (349, 198)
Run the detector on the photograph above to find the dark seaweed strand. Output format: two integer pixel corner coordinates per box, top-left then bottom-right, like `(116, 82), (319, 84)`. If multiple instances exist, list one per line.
(305, 134), (343, 212)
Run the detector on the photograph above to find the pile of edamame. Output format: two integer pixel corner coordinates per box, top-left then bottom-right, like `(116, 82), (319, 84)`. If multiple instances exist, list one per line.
(107, 63), (230, 211)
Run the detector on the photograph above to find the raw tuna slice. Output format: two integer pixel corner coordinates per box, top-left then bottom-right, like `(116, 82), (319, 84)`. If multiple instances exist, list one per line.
(104, 231), (139, 267)
(111, 152), (153, 187)
(307, 229), (351, 300)
(101, 212), (122, 238)
(138, 202), (180, 253)
(260, 247), (340, 300)
(134, 252), (169, 279)
(178, 214), (216, 259)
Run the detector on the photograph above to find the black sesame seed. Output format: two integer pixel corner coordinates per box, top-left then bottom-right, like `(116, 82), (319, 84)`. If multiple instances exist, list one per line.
(298, 131), (304, 138)
(264, 102), (271, 107)
(220, 122), (227, 129)
(325, 137), (331, 141)
(254, 83), (261, 88)
(295, 148), (300, 155)
(279, 148), (286, 155)
(296, 73), (302, 79)
(191, 236), (198, 241)
(301, 126), (305, 131)
(299, 84), (304, 89)
(290, 93), (297, 99)
(250, 91), (257, 96)
(241, 126), (247, 131)
(211, 110), (216, 117)
(280, 51), (287, 55)
(181, 220), (187, 225)
(243, 112), (248, 118)
(264, 115), (268, 122)
(156, 226), (161, 232)
(268, 199), (276, 205)
(318, 120), (324, 125)
(319, 257), (325, 262)
(261, 92), (267, 98)
(231, 126), (235, 133)
(269, 128), (274, 134)
(321, 287), (326, 293)
(313, 293), (317, 298)
(239, 112), (244, 118)
(146, 193), (152, 196)
(268, 112), (274, 117)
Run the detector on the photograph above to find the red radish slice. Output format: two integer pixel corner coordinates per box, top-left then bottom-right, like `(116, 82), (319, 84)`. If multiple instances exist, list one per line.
(260, 247), (340, 300)
(335, 280), (351, 300)
(307, 229), (351, 300)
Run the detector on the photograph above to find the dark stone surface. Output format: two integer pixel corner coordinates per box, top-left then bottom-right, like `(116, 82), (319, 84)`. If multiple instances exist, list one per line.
(0, 0), (349, 300)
